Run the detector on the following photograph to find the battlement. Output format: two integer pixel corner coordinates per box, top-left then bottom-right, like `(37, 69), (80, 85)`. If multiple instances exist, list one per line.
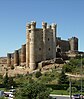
(26, 21), (56, 31)
(6, 21), (79, 71)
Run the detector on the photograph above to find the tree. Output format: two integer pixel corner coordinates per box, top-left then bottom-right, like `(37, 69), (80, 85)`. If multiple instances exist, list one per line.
(63, 64), (73, 72)
(15, 82), (50, 99)
(3, 73), (16, 89)
(3, 72), (9, 88)
(58, 69), (69, 84)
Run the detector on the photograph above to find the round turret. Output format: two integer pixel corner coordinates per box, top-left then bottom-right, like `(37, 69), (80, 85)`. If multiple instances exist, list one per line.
(7, 53), (11, 67)
(52, 23), (57, 29)
(26, 23), (31, 30)
(14, 50), (19, 66)
(31, 21), (36, 30)
(42, 22), (47, 29)
(69, 37), (78, 51)
(21, 44), (26, 66)
(52, 23), (57, 59)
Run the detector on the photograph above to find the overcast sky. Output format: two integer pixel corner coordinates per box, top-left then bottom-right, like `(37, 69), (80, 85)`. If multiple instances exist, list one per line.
(0, 0), (84, 56)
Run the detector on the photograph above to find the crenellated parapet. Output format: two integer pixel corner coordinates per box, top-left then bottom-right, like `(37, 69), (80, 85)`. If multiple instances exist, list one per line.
(6, 21), (79, 72)
(42, 22), (47, 29)
(31, 21), (36, 30)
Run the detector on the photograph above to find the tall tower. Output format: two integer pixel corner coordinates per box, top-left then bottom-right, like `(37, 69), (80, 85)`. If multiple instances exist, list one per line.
(26, 21), (36, 70)
(42, 22), (47, 61)
(14, 50), (19, 66)
(69, 37), (78, 51)
(7, 53), (11, 67)
(52, 23), (57, 58)
(26, 23), (31, 67)
(21, 44), (26, 66)
(29, 21), (36, 70)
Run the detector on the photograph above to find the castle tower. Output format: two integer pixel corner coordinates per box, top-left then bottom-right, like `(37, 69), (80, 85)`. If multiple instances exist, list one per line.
(52, 23), (57, 58)
(7, 53), (11, 67)
(14, 50), (19, 66)
(69, 37), (78, 51)
(29, 21), (36, 70)
(21, 44), (26, 66)
(26, 22), (36, 70)
(26, 23), (31, 67)
(42, 22), (47, 60)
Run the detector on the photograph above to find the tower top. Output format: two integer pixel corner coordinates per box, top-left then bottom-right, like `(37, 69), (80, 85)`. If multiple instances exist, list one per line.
(42, 22), (47, 29)
(26, 23), (31, 28)
(31, 21), (36, 29)
(52, 23), (57, 29)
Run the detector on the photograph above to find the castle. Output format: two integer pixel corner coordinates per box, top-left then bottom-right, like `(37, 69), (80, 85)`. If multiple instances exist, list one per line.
(7, 21), (78, 71)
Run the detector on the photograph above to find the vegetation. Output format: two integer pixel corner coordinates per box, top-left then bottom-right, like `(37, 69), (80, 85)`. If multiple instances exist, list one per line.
(0, 58), (84, 98)
(58, 69), (69, 84)
(35, 71), (42, 78)
(63, 58), (84, 74)
(14, 82), (50, 99)
(0, 97), (5, 99)
(3, 72), (16, 89)
(67, 87), (77, 93)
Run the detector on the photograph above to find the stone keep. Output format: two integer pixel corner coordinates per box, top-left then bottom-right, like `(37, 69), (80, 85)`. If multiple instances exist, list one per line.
(6, 21), (79, 70)
(69, 37), (78, 51)
(26, 21), (57, 70)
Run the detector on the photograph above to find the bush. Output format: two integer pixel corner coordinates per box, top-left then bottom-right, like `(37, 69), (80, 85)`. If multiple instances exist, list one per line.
(46, 84), (69, 90)
(67, 87), (77, 92)
(35, 71), (42, 78)
(3, 73), (16, 89)
(63, 64), (73, 72)
(15, 82), (50, 99)
(58, 69), (69, 84)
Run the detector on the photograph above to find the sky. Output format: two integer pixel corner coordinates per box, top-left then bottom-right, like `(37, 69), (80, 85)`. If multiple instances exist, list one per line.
(0, 0), (84, 57)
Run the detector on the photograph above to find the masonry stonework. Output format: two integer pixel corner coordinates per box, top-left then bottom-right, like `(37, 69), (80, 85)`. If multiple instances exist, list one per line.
(6, 21), (78, 71)
(7, 53), (11, 67)
(26, 21), (56, 70)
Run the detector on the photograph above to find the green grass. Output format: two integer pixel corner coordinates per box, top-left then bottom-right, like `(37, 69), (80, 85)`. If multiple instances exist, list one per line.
(51, 90), (84, 95)
(0, 88), (5, 91)
(51, 90), (69, 95)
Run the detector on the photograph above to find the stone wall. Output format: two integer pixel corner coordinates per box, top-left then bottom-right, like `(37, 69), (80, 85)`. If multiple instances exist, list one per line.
(6, 21), (78, 71)
(56, 38), (70, 52)
(0, 57), (7, 64)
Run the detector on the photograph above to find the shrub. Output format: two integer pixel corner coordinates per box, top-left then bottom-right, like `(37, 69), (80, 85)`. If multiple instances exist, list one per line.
(67, 87), (77, 92)
(35, 71), (42, 78)
(46, 84), (69, 90)
(58, 69), (69, 84)
(0, 97), (5, 99)
(3, 73), (16, 89)
(15, 82), (50, 99)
